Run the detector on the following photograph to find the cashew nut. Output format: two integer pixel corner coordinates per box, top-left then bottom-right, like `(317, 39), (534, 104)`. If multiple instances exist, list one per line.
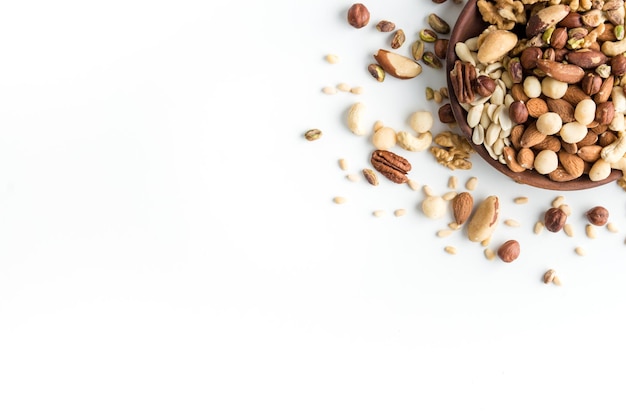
(396, 130), (432, 152)
(347, 102), (367, 136)
(611, 86), (626, 113)
(601, 37), (626, 56)
(610, 156), (626, 172)
(601, 131), (626, 163)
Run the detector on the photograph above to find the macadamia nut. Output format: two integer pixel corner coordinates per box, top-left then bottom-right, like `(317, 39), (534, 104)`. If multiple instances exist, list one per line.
(372, 126), (397, 150)
(574, 99), (596, 126)
(523, 76), (542, 98)
(409, 111), (434, 133)
(560, 122), (588, 144)
(534, 149), (558, 174)
(536, 112), (563, 135)
(541, 77), (568, 99)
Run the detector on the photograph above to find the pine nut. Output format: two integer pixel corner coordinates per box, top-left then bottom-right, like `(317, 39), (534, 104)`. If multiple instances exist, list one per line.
(586, 224), (597, 239)
(333, 196), (347, 204)
(513, 196), (529, 204)
(465, 176), (478, 190)
(444, 246), (457, 255)
(394, 209), (407, 217)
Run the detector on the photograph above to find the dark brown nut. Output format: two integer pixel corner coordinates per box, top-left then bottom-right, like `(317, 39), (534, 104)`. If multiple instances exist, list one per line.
(376, 20), (396, 32)
(347, 3), (370, 29)
(450, 60), (476, 104)
(582, 72), (603, 95)
(472, 75), (496, 97)
(535, 59), (585, 83)
(550, 27), (568, 49)
(558, 12), (583, 28)
(520, 46), (543, 69)
(585, 206), (609, 226)
(434, 39), (449, 60)
(370, 150), (411, 184)
(509, 101), (529, 124)
(566, 50), (610, 69)
(595, 101), (615, 125)
(497, 240), (520, 263)
(544, 207), (568, 233)
(438, 103), (456, 123)
(432, 0), (447, 3)
(611, 54), (626, 76)
(526, 5), (571, 38)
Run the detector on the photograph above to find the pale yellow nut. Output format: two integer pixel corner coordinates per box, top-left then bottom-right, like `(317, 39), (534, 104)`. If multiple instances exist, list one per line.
(586, 224), (597, 239)
(534, 221), (544, 235)
(514, 196), (529, 204)
(394, 208), (407, 217)
(325, 54), (339, 64)
(484, 248), (496, 261)
(337, 82), (351, 92)
(448, 176), (458, 189)
(575, 246), (587, 256)
(465, 176), (478, 191)
(437, 229), (453, 238)
(333, 196), (347, 204)
(373, 210), (385, 217)
(564, 223), (575, 237)
(347, 102), (368, 136)
(338, 159), (348, 171)
(607, 222), (619, 233)
(322, 86), (337, 95)
(407, 179), (420, 191)
(444, 246), (457, 255)
(504, 219), (520, 227)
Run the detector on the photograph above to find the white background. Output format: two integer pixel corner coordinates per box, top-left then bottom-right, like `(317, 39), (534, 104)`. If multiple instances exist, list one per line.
(1, 1), (625, 416)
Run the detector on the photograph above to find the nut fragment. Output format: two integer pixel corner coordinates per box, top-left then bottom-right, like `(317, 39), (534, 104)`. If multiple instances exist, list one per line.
(367, 63), (385, 82)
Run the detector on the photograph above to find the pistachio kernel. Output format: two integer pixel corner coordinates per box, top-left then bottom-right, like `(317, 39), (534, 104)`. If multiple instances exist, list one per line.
(367, 63), (385, 82)
(419, 29), (438, 42)
(304, 129), (322, 141)
(422, 51), (442, 69)
(411, 40), (425, 61)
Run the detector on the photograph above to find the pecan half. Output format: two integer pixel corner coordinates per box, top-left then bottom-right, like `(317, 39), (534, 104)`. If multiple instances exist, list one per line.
(370, 150), (411, 183)
(450, 60), (476, 104)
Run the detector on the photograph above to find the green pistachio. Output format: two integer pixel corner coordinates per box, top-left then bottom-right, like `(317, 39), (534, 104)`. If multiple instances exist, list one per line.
(419, 29), (438, 43)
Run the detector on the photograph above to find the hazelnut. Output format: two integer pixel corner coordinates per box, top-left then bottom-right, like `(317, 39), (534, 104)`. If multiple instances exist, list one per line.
(497, 240), (520, 263)
(434, 39), (449, 60)
(585, 206), (609, 226)
(438, 103), (456, 124)
(347, 3), (370, 29)
(582, 72), (602, 96)
(520, 46), (542, 70)
(472, 75), (496, 97)
(509, 101), (529, 124)
(544, 207), (568, 232)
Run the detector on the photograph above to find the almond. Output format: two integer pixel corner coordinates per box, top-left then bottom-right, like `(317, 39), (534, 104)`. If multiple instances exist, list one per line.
(526, 97), (549, 118)
(558, 150), (585, 177)
(577, 145), (603, 162)
(373, 49), (422, 79)
(451, 191), (473, 226)
(546, 98), (576, 122)
(503, 146), (527, 173)
(520, 122), (548, 148)
(532, 135), (562, 152)
(563, 85), (591, 106)
(594, 75), (614, 103)
(517, 147), (535, 169)
(548, 166), (578, 182)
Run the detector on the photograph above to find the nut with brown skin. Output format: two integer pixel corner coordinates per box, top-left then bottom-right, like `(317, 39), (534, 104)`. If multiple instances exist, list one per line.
(451, 192), (473, 225)
(544, 207), (568, 232)
(347, 3), (370, 29)
(497, 240), (520, 263)
(611, 54), (626, 76)
(520, 46), (543, 70)
(376, 20), (396, 32)
(595, 101), (615, 125)
(581, 72), (603, 96)
(438, 103), (455, 124)
(370, 150), (411, 184)
(434, 39), (449, 60)
(509, 101), (529, 124)
(473, 75), (496, 97)
(586, 206), (609, 226)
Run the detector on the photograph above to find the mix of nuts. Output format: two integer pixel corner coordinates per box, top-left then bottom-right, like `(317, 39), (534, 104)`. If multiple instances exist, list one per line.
(451, 0), (626, 183)
(305, 1), (626, 286)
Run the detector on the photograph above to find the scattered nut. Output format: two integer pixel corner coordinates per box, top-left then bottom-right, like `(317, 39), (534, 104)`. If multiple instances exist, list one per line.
(544, 207), (567, 233)
(333, 196), (347, 204)
(304, 129), (322, 141)
(497, 240), (520, 263)
(347, 3), (370, 29)
(585, 206), (609, 226)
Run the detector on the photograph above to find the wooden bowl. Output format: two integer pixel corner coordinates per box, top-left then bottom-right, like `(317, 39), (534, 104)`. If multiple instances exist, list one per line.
(445, 0), (621, 190)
